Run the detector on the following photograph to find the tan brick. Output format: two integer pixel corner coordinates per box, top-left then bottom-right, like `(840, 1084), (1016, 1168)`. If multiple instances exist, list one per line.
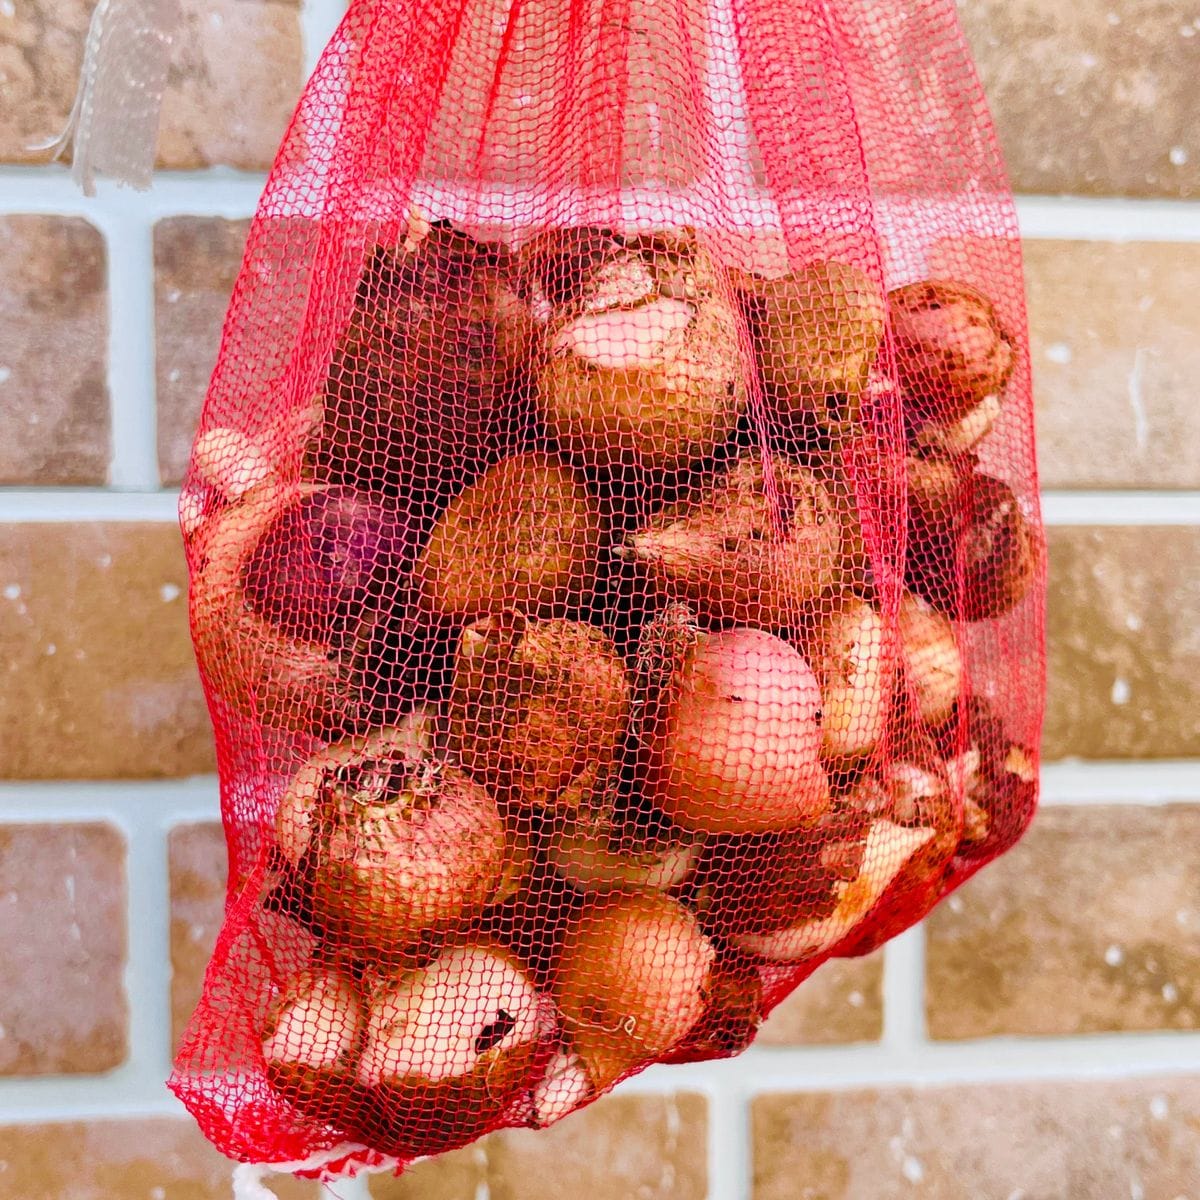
(753, 1076), (1200, 1199)
(0, 1119), (317, 1199)
(0, 523), (215, 778)
(372, 1093), (707, 1200)
(0, 823), (126, 1075)
(155, 219), (250, 484)
(157, 0), (302, 171)
(1027, 240), (1200, 488)
(1044, 526), (1200, 759)
(0, 0), (301, 170)
(757, 953), (883, 1046)
(926, 806), (1200, 1038)
(169, 823), (226, 1050)
(960, 0), (1200, 197)
(0, 0), (90, 165)
(0, 216), (108, 484)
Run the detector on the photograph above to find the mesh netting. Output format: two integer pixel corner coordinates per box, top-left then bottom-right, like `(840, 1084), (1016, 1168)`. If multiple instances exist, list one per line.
(172, 0), (1046, 1175)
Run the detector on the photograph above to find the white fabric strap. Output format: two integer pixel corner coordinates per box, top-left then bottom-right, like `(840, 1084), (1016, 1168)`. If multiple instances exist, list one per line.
(230, 1143), (404, 1200)
(33, 0), (181, 195)
(230, 1162), (286, 1200)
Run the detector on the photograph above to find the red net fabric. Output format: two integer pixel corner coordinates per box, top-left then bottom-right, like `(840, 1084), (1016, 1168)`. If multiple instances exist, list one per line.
(172, 0), (1045, 1175)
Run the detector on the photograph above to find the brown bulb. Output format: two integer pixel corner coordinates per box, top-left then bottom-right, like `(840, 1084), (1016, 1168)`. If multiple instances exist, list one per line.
(905, 456), (1040, 621)
(755, 260), (885, 434)
(890, 279), (1015, 423)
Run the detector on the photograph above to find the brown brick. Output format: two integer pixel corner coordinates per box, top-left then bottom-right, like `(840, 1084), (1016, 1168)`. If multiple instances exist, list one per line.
(0, 216), (108, 484)
(926, 805), (1200, 1039)
(0, 823), (126, 1075)
(1044, 526), (1200, 759)
(960, 0), (1200, 197)
(0, 523), (215, 778)
(155, 219), (250, 484)
(0, 1118), (317, 1199)
(372, 1093), (708, 1200)
(169, 823), (226, 1050)
(753, 1076), (1200, 1199)
(1027, 240), (1200, 488)
(0, 0), (301, 170)
(757, 953), (883, 1046)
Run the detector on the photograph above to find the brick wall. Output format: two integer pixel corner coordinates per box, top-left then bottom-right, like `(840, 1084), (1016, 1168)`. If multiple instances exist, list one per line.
(0, 1), (1197, 1197)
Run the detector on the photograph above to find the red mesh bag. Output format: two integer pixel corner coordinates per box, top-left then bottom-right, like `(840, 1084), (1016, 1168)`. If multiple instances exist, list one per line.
(173, 0), (1046, 1178)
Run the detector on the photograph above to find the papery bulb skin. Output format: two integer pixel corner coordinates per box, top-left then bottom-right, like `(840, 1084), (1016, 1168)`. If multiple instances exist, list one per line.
(554, 890), (716, 1092)
(358, 943), (556, 1156)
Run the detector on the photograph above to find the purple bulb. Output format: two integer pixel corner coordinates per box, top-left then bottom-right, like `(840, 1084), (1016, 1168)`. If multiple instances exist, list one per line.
(241, 489), (410, 641)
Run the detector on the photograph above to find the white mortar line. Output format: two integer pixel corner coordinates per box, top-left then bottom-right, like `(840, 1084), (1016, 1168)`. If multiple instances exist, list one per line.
(1040, 760), (1200, 804)
(0, 488), (1197, 526)
(101, 206), (161, 490)
(0, 489), (181, 521)
(324, 1176), (372, 1200)
(120, 806), (180, 1096)
(1015, 195), (1200, 242)
(4, 167), (1200, 240)
(623, 1027), (1200, 1094)
(881, 926), (927, 1051)
(0, 764), (1194, 832)
(0, 167), (266, 218)
(0, 1086), (186, 1123)
(1039, 491), (1200, 526)
(0, 777), (220, 823)
(706, 1079), (752, 1200)
(0, 762), (1191, 828)
(10, 1024), (1200, 1123)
